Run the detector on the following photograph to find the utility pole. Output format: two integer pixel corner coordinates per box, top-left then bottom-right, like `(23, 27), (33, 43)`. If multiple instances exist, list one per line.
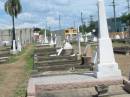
(112, 0), (117, 32)
(127, 0), (130, 13)
(73, 20), (76, 28)
(90, 15), (94, 25)
(81, 12), (84, 33)
(59, 15), (61, 30)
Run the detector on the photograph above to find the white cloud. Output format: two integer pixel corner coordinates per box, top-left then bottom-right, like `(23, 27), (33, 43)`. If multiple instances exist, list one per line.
(46, 17), (59, 25)
(0, 24), (11, 29)
(0, 0), (128, 30)
(19, 12), (34, 19)
(0, 1), (4, 10)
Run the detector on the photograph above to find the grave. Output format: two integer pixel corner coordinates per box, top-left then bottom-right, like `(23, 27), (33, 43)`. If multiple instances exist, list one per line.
(0, 46), (10, 63)
(95, 0), (122, 78)
(61, 41), (74, 56)
(33, 44), (85, 73)
(114, 46), (130, 55)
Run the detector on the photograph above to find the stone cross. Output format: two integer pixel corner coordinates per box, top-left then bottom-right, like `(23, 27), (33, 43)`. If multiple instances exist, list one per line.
(95, 0), (122, 78)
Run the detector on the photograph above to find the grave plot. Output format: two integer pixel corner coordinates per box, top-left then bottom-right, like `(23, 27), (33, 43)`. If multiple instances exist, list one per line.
(33, 45), (90, 74)
(0, 46), (10, 63)
(114, 46), (130, 55)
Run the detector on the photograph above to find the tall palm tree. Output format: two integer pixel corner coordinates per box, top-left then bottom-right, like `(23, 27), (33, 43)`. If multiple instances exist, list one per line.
(4, 0), (22, 49)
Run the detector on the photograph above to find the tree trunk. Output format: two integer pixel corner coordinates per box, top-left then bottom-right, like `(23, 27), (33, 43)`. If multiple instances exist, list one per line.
(11, 16), (16, 49)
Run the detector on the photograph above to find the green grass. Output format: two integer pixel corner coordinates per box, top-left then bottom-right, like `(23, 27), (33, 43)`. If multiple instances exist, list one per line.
(13, 45), (34, 97)
(112, 41), (130, 47)
(8, 47), (27, 64)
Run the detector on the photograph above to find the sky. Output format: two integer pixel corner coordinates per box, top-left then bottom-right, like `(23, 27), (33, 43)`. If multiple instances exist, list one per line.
(0, 0), (128, 30)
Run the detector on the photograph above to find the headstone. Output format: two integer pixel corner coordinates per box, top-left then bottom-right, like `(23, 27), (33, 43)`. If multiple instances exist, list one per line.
(17, 37), (22, 52)
(84, 44), (92, 57)
(63, 42), (73, 50)
(49, 33), (55, 46)
(93, 37), (98, 42)
(95, 0), (122, 78)
(44, 29), (49, 44)
(80, 33), (84, 42)
(121, 32), (125, 39)
(92, 47), (98, 65)
(83, 44), (92, 65)
(115, 35), (120, 40)
(85, 34), (88, 42)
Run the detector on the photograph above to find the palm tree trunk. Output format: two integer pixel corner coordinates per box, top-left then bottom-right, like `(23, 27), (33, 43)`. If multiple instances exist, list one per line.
(11, 15), (16, 49)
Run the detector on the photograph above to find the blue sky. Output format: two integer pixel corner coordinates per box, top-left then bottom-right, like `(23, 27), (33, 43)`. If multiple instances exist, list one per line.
(0, 0), (128, 30)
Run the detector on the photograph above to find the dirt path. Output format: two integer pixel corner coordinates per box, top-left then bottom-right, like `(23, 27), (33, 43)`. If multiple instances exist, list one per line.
(0, 45), (32, 97)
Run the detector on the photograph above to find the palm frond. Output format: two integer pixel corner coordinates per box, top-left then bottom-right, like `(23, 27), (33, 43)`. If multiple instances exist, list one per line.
(4, 0), (22, 18)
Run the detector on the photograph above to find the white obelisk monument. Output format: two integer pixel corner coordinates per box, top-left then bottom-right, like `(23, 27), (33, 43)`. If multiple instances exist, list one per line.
(50, 33), (55, 46)
(44, 29), (48, 44)
(95, 0), (122, 78)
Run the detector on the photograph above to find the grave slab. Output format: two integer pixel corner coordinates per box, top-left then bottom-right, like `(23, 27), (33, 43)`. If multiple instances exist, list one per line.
(27, 73), (123, 97)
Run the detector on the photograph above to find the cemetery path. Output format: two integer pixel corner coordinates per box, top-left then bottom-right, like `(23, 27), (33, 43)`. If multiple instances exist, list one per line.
(0, 45), (32, 97)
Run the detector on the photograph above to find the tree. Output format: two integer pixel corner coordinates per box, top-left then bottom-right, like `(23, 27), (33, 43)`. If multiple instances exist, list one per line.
(79, 21), (96, 34)
(5, 0), (22, 49)
(79, 24), (87, 34)
(121, 13), (130, 37)
(86, 21), (96, 33)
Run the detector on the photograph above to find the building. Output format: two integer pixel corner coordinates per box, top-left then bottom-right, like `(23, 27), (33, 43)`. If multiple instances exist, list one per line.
(0, 28), (34, 46)
(64, 27), (77, 38)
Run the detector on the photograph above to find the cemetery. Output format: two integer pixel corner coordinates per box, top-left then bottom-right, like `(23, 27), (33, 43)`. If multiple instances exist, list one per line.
(0, 0), (130, 97)
(26, 0), (130, 97)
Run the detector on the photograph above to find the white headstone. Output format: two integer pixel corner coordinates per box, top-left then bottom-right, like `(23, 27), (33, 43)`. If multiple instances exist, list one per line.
(121, 32), (125, 39)
(50, 33), (55, 46)
(80, 33), (84, 42)
(17, 37), (22, 52)
(115, 35), (120, 40)
(63, 42), (73, 50)
(44, 29), (49, 44)
(95, 0), (122, 78)
(54, 34), (57, 45)
(92, 47), (98, 65)
(93, 37), (98, 42)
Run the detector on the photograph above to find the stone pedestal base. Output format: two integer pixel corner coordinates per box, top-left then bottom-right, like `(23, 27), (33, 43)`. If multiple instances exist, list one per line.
(10, 49), (18, 55)
(10, 40), (18, 55)
(95, 63), (122, 79)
